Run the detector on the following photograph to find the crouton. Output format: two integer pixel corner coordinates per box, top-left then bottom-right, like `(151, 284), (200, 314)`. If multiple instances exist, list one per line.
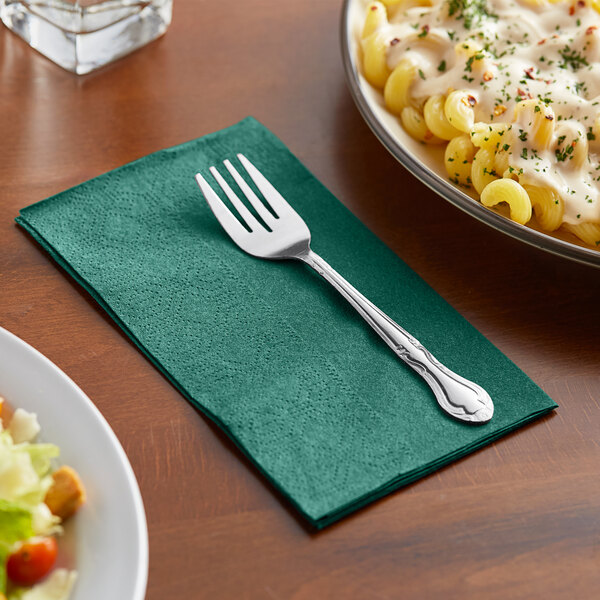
(0, 397), (14, 431)
(44, 466), (86, 520)
(0, 396), (5, 426)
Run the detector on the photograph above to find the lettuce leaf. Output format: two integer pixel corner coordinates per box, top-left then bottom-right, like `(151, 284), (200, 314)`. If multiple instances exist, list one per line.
(0, 499), (33, 544)
(0, 432), (58, 507)
(21, 445), (59, 479)
(0, 499), (35, 593)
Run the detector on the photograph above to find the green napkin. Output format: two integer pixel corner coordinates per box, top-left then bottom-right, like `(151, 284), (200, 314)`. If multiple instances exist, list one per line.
(16, 117), (557, 529)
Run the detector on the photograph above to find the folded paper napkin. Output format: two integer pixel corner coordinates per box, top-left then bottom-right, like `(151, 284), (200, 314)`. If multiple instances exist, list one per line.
(16, 117), (557, 528)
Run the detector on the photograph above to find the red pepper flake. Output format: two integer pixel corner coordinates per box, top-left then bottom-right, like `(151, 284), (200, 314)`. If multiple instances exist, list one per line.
(545, 79), (553, 84)
(545, 115), (554, 120)
(370, 4), (378, 9)
(524, 67), (535, 80)
(569, 5), (575, 15)
(422, 25), (430, 33)
(587, 26), (598, 35)
(538, 38), (546, 45)
(517, 88), (527, 97)
(578, 0), (585, 6)
(572, 140), (578, 147)
(390, 37), (400, 46)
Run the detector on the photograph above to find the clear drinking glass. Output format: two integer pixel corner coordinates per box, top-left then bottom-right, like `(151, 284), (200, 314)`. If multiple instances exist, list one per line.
(0, 0), (172, 74)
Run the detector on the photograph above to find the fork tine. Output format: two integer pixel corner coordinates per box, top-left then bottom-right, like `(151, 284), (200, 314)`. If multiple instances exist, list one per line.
(209, 166), (263, 232)
(223, 159), (277, 226)
(236, 154), (297, 218)
(195, 173), (249, 240)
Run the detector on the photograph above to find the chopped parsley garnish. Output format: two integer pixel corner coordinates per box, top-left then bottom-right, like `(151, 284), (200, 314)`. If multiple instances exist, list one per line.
(558, 47), (589, 71)
(446, 0), (498, 29)
(465, 52), (485, 72)
(555, 144), (574, 162)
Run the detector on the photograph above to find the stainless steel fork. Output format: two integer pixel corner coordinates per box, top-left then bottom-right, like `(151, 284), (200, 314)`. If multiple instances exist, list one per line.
(195, 154), (494, 424)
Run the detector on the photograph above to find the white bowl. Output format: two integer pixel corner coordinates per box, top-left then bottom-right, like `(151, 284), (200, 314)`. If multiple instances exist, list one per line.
(0, 326), (148, 600)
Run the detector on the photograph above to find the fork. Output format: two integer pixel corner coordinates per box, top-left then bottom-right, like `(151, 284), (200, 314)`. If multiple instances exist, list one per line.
(195, 154), (494, 424)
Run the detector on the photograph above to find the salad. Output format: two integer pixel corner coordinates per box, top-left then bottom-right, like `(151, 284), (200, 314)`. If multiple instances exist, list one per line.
(0, 397), (85, 600)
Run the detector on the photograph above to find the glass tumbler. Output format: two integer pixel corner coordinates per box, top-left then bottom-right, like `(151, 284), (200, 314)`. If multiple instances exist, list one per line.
(0, 0), (173, 74)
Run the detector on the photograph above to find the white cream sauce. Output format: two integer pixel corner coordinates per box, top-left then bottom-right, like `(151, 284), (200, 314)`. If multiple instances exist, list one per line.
(379, 0), (600, 223)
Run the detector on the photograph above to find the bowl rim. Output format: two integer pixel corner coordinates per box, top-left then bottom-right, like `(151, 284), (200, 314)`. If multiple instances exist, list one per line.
(0, 326), (149, 600)
(339, 0), (600, 268)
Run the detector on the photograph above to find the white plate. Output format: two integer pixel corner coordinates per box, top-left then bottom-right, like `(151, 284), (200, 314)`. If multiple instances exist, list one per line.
(0, 326), (148, 600)
(341, 0), (600, 268)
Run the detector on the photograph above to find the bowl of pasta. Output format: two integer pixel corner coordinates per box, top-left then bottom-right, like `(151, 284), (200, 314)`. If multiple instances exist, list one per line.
(341, 0), (600, 267)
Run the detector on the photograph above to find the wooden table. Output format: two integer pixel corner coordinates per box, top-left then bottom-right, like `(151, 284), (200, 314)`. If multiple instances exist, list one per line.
(2, 2), (600, 598)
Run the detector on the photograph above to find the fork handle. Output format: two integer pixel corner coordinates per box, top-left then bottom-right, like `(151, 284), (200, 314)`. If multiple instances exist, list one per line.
(300, 250), (493, 424)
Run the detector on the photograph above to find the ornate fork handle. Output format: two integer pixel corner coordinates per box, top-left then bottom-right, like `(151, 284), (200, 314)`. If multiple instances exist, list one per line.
(301, 250), (494, 424)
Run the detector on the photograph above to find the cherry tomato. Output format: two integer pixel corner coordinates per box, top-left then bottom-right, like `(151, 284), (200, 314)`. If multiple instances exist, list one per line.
(6, 537), (57, 586)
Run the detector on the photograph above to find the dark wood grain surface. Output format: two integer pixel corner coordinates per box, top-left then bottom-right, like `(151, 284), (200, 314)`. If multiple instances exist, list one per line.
(2, 1), (600, 598)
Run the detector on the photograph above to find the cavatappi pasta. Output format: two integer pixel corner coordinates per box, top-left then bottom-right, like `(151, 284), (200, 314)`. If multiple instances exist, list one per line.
(359, 0), (600, 248)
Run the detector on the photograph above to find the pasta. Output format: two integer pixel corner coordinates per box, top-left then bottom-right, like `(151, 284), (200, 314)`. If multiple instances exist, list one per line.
(471, 147), (500, 193)
(358, 0), (600, 249)
(524, 185), (564, 230)
(445, 134), (477, 185)
(481, 178), (532, 224)
(401, 106), (445, 142)
(384, 59), (417, 113)
(424, 94), (462, 139)
(444, 90), (478, 132)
